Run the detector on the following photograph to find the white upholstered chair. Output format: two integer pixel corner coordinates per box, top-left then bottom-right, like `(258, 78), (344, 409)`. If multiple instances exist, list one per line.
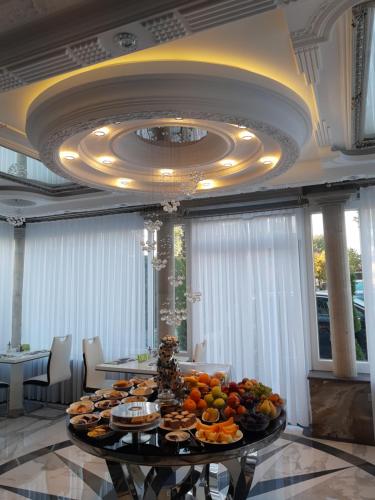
(23, 335), (72, 419)
(24, 335), (72, 388)
(192, 340), (207, 362)
(82, 336), (117, 392)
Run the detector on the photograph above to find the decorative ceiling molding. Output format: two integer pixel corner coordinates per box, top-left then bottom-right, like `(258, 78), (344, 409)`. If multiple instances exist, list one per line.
(26, 66), (311, 199)
(315, 120), (332, 147)
(291, 0), (368, 85)
(0, 171), (99, 196)
(0, 0), (299, 93)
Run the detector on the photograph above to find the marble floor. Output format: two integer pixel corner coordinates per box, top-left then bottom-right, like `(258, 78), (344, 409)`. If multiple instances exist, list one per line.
(0, 411), (375, 499)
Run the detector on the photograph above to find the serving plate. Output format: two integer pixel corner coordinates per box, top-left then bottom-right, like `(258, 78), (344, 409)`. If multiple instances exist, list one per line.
(110, 419), (161, 433)
(159, 422), (196, 432)
(66, 401), (94, 415)
(195, 429), (243, 445)
(95, 388), (115, 396)
(70, 413), (100, 430)
(87, 425), (116, 440)
(130, 387), (153, 396)
(165, 431), (190, 443)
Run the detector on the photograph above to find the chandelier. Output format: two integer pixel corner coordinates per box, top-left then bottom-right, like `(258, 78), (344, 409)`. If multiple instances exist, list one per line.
(6, 216), (25, 227)
(136, 126), (208, 146)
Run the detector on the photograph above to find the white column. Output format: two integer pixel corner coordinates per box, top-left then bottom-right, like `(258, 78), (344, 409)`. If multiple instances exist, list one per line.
(320, 196), (357, 377)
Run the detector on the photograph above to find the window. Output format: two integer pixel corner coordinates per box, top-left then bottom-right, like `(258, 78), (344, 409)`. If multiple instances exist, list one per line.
(311, 210), (368, 367)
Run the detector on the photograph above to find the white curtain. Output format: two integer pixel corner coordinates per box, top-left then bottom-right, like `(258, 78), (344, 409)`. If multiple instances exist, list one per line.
(0, 223), (14, 400)
(21, 213), (147, 402)
(190, 210), (311, 426)
(359, 187), (375, 436)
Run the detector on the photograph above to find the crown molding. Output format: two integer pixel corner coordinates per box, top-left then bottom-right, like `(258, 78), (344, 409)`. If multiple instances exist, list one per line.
(291, 0), (366, 86)
(26, 66), (311, 198)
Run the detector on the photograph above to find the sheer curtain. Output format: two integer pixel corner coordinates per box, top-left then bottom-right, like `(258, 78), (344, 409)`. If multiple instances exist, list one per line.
(190, 210), (311, 426)
(22, 213), (147, 402)
(0, 223), (14, 400)
(359, 187), (375, 437)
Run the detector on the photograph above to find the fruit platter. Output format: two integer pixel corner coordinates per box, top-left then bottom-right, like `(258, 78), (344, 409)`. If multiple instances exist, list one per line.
(182, 372), (285, 435)
(195, 418), (243, 445)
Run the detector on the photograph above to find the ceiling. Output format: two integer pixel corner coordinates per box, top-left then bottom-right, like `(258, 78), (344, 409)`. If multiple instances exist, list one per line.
(0, 0), (373, 218)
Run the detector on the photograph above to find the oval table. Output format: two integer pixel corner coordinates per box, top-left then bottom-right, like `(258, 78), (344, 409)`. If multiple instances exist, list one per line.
(68, 411), (286, 499)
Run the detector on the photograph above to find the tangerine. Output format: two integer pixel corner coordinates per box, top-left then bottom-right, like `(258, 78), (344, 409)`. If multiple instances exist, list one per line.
(210, 377), (221, 387)
(198, 373), (210, 384)
(183, 398), (197, 412)
(196, 399), (208, 410)
(190, 388), (202, 402)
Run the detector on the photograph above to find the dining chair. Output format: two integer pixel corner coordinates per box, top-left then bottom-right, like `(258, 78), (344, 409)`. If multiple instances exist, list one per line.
(23, 335), (72, 418)
(82, 336), (117, 392)
(192, 340), (207, 362)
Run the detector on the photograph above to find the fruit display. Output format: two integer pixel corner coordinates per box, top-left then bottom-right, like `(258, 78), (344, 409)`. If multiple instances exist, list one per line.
(182, 374), (284, 433)
(195, 417), (242, 444)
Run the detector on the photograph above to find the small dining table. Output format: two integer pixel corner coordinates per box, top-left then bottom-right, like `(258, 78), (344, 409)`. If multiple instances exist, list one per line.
(0, 350), (50, 417)
(96, 358), (232, 379)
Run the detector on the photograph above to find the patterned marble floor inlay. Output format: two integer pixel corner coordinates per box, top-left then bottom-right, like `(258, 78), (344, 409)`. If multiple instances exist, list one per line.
(0, 415), (375, 499)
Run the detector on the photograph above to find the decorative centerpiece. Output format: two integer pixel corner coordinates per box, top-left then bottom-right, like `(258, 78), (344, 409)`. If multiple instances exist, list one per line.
(156, 335), (183, 402)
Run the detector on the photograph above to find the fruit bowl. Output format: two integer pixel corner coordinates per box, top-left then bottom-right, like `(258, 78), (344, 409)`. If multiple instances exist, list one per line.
(202, 408), (220, 424)
(238, 412), (270, 432)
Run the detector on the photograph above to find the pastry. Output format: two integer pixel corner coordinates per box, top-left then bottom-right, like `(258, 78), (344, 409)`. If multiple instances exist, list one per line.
(87, 425), (112, 438)
(94, 399), (120, 410)
(162, 409), (196, 429)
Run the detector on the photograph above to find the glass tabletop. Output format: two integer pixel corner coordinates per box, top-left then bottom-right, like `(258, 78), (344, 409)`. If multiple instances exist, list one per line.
(68, 411), (286, 467)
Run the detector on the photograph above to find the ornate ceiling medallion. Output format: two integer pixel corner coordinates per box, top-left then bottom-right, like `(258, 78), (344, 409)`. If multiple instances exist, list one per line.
(26, 64), (311, 202)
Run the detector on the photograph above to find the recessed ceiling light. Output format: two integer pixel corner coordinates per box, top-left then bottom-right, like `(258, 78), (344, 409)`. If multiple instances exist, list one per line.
(175, 117), (183, 120)
(118, 178), (131, 188)
(60, 151), (79, 160)
(221, 159), (236, 167)
(93, 127), (109, 136)
(238, 124), (247, 129)
(99, 156), (114, 165)
(160, 169), (174, 176)
(260, 156), (278, 166)
(239, 131), (255, 141)
(200, 179), (215, 189)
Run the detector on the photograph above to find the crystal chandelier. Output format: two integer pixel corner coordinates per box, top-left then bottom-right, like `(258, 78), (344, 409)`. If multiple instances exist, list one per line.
(144, 219), (163, 232)
(136, 126), (208, 145)
(160, 306), (188, 327)
(161, 200), (180, 213)
(185, 291), (202, 303)
(140, 240), (156, 253)
(168, 275), (185, 287)
(152, 257), (168, 271)
(6, 216), (25, 227)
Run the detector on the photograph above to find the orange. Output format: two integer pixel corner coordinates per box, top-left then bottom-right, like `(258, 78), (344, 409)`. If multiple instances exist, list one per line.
(198, 373), (210, 384)
(196, 399), (208, 410)
(210, 377), (221, 387)
(190, 388), (202, 402)
(183, 398), (197, 412)
(236, 405), (247, 415)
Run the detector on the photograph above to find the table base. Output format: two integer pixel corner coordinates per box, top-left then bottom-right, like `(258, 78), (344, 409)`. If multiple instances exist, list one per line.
(105, 455), (257, 499)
